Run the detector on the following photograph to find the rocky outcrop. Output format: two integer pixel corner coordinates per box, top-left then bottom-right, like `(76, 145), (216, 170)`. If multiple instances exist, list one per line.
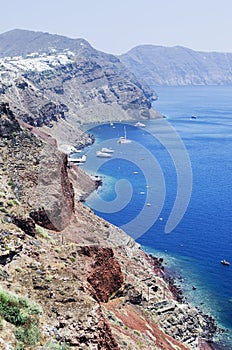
(0, 102), (20, 138)
(151, 300), (218, 348)
(22, 101), (69, 127)
(12, 215), (36, 236)
(0, 104), (75, 231)
(120, 44), (232, 86)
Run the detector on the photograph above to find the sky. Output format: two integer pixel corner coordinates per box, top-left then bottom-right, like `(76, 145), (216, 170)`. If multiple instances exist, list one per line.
(1, 0), (232, 54)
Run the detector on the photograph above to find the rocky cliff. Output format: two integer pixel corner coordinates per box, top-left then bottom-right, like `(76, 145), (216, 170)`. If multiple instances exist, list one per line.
(120, 45), (232, 86)
(0, 29), (161, 143)
(0, 104), (219, 349)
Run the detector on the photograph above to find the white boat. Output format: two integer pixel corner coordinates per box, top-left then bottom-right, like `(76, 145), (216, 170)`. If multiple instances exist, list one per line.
(221, 259), (230, 266)
(96, 151), (112, 158)
(68, 155), (86, 163)
(118, 127), (132, 144)
(101, 147), (114, 153)
(135, 122), (146, 128)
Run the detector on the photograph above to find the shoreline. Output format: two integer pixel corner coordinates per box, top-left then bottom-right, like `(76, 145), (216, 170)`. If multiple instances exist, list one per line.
(146, 253), (221, 347)
(147, 252), (228, 350)
(73, 121), (229, 349)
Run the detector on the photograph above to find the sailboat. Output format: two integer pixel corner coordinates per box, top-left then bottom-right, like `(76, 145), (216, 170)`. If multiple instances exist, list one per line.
(118, 126), (132, 144)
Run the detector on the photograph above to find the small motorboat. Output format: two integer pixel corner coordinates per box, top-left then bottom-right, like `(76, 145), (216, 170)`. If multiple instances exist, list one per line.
(101, 147), (114, 153)
(96, 151), (112, 158)
(135, 122), (146, 128)
(68, 155), (86, 164)
(221, 259), (230, 266)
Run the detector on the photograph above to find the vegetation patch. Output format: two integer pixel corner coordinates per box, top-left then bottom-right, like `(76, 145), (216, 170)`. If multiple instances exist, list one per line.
(0, 288), (41, 346)
(35, 225), (49, 238)
(44, 340), (70, 349)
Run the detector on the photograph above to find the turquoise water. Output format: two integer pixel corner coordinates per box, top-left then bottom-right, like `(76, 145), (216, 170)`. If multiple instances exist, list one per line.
(82, 86), (232, 348)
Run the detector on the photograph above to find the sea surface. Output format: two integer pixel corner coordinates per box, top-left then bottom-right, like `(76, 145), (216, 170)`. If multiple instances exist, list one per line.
(81, 86), (232, 349)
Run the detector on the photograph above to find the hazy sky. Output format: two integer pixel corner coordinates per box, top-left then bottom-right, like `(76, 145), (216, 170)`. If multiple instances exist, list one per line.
(1, 0), (232, 54)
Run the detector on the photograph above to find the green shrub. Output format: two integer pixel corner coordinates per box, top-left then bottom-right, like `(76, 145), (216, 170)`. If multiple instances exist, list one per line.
(7, 199), (19, 207)
(35, 225), (48, 238)
(14, 343), (25, 350)
(133, 330), (141, 337)
(0, 288), (41, 325)
(0, 288), (41, 347)
(14, 323), (39, 345)
(44, 341), (70, 350)
(0, 290), (25, 326)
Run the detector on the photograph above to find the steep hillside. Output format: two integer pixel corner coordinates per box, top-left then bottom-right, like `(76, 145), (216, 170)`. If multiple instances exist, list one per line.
(0, 29), (89, 57)
(0, 29), (161, 141)
(0, 104), (218, 349)
(120, 45), (232, 86)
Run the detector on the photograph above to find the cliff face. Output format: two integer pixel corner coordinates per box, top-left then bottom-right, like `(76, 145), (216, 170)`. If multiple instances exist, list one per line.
(0, 104), (218, 349)
(0, 102), (76, 231)
(120, 44), (232, 86)
(0, 29), (161, 135)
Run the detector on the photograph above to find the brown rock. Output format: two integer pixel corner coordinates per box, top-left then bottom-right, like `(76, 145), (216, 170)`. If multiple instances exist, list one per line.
(12, 215), (36, 236)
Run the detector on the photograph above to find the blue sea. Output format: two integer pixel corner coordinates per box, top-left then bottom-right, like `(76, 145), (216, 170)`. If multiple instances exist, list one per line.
(81, 86), (232, 349)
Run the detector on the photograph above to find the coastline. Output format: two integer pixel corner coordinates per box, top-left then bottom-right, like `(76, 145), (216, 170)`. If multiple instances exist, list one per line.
(145, 252), (221, 348)
(70, 121), (227, 349)
(147, 251), (229, 350)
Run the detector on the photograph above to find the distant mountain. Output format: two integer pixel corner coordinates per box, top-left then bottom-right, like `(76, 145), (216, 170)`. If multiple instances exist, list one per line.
(0, 28), (90, 57)
(0, 29), (160, 138)
(119, 45), (232, 86)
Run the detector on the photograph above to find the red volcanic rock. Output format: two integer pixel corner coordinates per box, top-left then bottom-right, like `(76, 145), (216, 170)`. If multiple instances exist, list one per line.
(81, 246), (124, 302)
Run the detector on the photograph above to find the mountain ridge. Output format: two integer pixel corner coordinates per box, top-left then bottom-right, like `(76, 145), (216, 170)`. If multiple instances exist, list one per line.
(119, 44), (232, 86)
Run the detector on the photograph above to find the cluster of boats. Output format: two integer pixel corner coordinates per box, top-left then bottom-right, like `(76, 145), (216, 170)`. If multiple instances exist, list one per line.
(68, 122), (146, 163)
(96, 148), (114, 158)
